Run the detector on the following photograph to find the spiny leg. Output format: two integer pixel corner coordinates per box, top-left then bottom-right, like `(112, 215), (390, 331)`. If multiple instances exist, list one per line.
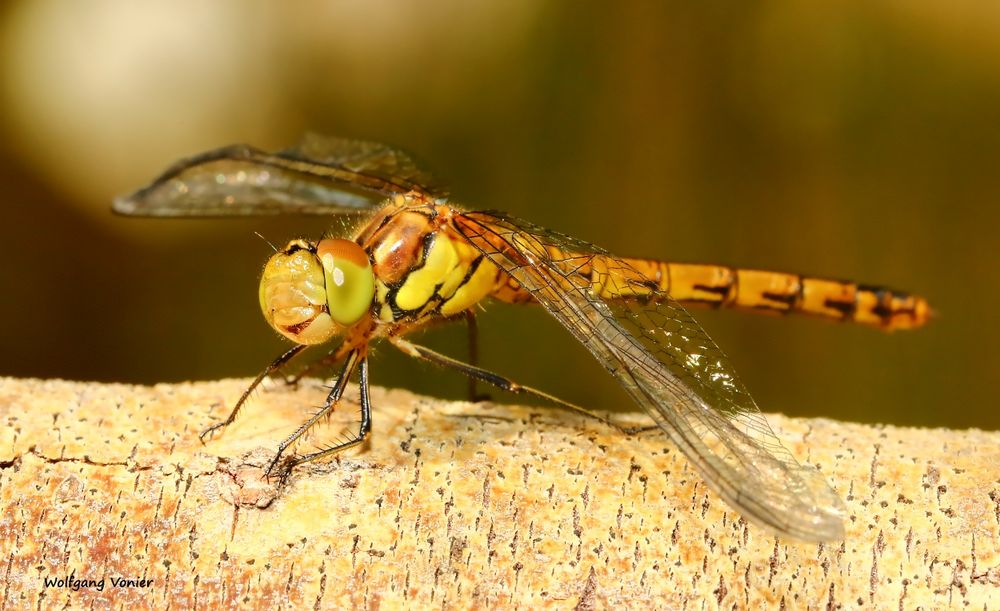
(265, 349), (361, 478)
(282, 356), (373, 472)
(463, 309), (490, 402)
(199, 344), (307, 443)
(391, 338), (656, 435)
(283, 339), (356, 387)
(283, 349), (346, 387)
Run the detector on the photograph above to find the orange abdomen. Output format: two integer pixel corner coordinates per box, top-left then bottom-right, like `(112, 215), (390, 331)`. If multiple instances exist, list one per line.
(493, 256), (930, 331)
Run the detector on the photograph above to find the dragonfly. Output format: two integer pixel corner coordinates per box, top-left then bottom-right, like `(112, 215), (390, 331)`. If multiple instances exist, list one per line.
(114, 134), (930, 543)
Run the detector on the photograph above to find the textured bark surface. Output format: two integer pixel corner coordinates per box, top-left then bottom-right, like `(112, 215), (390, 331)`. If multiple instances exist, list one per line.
(0, 377), (997, 609)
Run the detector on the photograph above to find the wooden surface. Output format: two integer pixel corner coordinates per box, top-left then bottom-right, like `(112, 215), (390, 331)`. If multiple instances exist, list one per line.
(0, 377), (997, 609)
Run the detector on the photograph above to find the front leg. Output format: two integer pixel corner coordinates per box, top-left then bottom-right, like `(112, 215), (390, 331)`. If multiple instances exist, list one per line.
(265, 349), (363, 478)
(277, 356), (373, 474)
(199, 344), (307, 443)
(282, 342), (353, 387)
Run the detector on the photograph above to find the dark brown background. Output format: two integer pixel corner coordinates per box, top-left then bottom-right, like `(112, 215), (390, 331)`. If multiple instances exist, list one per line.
(1, 3), (995, 428)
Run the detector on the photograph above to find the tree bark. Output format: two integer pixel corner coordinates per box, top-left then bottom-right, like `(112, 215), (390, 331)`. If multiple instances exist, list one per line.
(0, 377), (997, 609)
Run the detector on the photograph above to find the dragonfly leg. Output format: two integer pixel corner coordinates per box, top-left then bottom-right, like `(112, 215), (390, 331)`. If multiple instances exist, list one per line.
(199, 344), (307, 443)
(463, 310), (491, 402)
(278, 357), (373, 473)
(282, 349), (345, 387)
(265, 350), (362, 478)
(391, 338), (656, 436)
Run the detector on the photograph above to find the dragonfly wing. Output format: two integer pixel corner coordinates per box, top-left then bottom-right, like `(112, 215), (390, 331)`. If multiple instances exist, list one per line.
(455, 211), (846, 542)
(113, 134), (446, 217)
(287, 133), (448, 198)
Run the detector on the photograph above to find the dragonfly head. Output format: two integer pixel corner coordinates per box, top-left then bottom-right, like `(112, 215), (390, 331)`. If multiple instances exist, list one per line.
(258, 238), (375, 345)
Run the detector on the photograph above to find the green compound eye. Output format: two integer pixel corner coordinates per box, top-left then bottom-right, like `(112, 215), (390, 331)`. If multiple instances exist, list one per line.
(316, 238), (375, 326)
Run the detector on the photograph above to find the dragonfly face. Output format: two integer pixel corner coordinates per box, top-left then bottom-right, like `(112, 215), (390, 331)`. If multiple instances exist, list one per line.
(259, 238), (375, 345)
(114, 133), (930, 543)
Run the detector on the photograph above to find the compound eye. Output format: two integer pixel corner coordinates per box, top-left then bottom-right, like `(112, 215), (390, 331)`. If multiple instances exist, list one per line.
(317, 239), (375, 326)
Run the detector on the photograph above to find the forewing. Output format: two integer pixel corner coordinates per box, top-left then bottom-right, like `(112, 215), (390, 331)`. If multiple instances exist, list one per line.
(113, 133), (446, 217)
(455, 211), (845, 542)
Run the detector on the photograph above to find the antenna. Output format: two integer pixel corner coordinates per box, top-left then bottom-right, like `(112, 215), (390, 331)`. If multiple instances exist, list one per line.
(254, 231), (279, 252)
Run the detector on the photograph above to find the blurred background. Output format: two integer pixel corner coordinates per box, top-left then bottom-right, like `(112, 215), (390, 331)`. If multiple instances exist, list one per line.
(0, 2), (996, 428)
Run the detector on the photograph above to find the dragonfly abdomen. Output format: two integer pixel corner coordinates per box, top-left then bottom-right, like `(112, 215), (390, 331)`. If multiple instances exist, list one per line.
(626, 260), (930, 331)
(490, 250), (929, 331)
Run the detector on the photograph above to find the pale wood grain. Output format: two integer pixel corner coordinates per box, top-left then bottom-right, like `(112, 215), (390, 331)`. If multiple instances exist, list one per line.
(0, 377), (997, 609)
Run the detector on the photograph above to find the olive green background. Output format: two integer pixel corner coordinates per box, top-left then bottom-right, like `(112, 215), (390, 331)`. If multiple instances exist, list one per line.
(1, 3), (996, 428)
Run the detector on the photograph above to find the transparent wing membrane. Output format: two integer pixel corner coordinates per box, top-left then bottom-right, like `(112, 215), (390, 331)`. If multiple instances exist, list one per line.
(113, 134), (444, 217)
(288, 133), (447, 198)
(456, 211), (845, 542)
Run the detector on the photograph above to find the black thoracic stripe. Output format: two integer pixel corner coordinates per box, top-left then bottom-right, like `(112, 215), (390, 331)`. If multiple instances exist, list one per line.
(369, 205), (440, 288)
(381, 231), (437, 293)
(385, 232), (451, 319)
(374, 211), (395, 232)
(386, 288), (408, 320)
(460, 254), (485, 286)
(418, 231), (436, 266)
(429, 254), (486, 316)
(386, 280), (431, 319)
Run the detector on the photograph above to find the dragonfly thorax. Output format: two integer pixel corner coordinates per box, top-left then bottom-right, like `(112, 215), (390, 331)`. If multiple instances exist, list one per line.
(258, 238), (375, 345)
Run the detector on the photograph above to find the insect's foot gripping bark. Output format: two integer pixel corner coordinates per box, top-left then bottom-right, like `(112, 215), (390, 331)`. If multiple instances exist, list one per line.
(263, 451), (292, 482)
(198, 422), (227, 444)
